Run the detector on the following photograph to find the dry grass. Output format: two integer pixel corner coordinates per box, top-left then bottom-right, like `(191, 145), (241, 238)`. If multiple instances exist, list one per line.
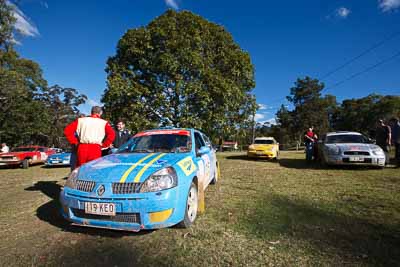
(0, 151), (399, 266)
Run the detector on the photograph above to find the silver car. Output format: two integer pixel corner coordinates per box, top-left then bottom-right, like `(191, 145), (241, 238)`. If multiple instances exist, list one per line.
(319, 131), (385, 167)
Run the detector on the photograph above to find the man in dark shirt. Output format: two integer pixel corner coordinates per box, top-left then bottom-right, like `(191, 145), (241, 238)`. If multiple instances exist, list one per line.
(389, 117), (400, 167)
(376, 119), (391, 166)
(113, 120), (131, 148)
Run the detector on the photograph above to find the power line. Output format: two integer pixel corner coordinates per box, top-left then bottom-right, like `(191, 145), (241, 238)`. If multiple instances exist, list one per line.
(324, 50), (400, 93)
(320, 31), (400, 80)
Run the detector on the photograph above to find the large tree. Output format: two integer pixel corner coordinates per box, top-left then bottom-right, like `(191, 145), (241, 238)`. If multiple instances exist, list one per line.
(286, 76), (336, 141)
(0, 1), (87, 147)
(102, 10), (256, 138)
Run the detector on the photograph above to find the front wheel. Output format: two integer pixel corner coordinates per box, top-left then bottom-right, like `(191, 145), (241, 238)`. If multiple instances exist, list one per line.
(178, 182), (198, 228)
(22, 159), (29, 169)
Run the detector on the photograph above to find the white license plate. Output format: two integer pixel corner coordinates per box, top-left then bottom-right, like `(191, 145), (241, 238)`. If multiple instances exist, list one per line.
(349, 157), (364, 162)
(256, 151), (264, 155)
(84, 202), (116, 216)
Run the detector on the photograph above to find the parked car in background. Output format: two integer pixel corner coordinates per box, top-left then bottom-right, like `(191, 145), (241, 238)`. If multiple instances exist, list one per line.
(0, 146), (55, 169)
(45, 150), (71, 167)
(247, 137), (279, 160)
(318, 131), (385, 168)
(221, 141), (238, 151)
(60, 128), (219, 231)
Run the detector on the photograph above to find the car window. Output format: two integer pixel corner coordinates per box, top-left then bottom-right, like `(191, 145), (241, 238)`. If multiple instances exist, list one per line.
(202, 134), (212, 148)
(117, 134), (191, 153)
(11, 147), (36, 152)
(38, 148), (46, 152)
(254, 139), (274, 144)
(326, 134), (368, 144)
(194, 132), (205, 151)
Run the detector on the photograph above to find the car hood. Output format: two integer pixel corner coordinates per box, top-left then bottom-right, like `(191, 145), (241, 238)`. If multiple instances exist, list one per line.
(0, 152), (28, 157)
(324, 143), (379, 151)
(77, 152), (190, 183)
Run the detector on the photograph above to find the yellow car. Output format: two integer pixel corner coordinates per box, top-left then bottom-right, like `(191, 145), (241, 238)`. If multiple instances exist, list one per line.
(247, 137), (279, 160)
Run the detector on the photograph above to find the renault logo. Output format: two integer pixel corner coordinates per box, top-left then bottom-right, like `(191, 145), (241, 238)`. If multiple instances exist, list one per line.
(97, 185), (105, 196)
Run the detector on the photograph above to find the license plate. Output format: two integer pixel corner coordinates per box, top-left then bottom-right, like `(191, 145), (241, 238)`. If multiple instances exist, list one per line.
(84, 202), (116, 216)
(51, 160), (61, 163)
(349, 157), (363, 162)
(256, 151), (264, 155)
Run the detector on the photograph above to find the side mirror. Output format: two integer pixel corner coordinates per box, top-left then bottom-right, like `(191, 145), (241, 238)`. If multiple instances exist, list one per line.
(197, 146), (210, 157)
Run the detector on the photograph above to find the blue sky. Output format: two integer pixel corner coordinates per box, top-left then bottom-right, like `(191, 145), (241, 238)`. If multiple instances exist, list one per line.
(12, 0), (400, 124)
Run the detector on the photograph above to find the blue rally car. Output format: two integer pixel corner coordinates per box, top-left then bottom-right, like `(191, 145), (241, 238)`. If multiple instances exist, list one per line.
(45, 150), (71, 167)
(60, 128), (219, 231)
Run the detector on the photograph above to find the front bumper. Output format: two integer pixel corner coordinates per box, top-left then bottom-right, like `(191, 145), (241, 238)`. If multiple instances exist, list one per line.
(0, 160), (21, 166)
(247, 151), (276, 158)
(60, 186), (186, 232)
(45, 160), (70, 166)
(325, 155), (385, 167)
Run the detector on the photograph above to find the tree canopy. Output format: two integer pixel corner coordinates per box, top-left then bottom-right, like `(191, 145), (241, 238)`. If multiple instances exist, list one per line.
(102, 10), (256, 139)
(0, 0), (87, 147)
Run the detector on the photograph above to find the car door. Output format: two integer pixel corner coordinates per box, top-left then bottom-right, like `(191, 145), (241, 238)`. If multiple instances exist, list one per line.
(202, 133), (216, 184)
(194, 131), (213, 189)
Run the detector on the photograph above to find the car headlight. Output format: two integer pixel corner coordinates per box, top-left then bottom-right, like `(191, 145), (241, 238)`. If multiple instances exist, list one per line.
(65, 168), (79, 189)
(372, 148), (384, 156)
(140, 167), (177, 193)
(248, 145), (255, 151)
(326, 146), (340, 155)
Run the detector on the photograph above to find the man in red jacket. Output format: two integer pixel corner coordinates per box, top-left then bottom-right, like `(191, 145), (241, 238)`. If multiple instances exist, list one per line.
(64, 106), (115, 168)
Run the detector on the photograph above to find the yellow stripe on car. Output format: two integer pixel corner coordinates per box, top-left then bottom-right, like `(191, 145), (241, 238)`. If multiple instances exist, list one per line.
(133, 153), (166, 183)
(119, 153), (156, 183)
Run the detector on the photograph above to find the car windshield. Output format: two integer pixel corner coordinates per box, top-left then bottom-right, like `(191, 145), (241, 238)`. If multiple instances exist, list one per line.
(254, 139), (274, 144)
(117, 134), (191, 153)
(326, 134), (368, 144)
(11, 147), (36, 152)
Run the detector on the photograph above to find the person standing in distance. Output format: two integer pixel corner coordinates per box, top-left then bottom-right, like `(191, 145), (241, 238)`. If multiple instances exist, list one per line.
(1, 143), (10, 153)
(113, 120), (132, 149)
(64, 106), (115, 168)
(389, 117), (400, 167)
(375, 119), (391, 166)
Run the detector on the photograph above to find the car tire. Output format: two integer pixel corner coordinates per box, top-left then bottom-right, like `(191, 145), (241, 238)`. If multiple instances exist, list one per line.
(210, 162), (219, 184)
(22, 159), (29, 169)
(274, 151), (280, 161)
(178, 182), (198, 228)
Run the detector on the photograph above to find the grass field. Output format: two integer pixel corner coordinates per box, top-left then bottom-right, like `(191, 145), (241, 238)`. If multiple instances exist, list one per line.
(0, 151), (399, 266)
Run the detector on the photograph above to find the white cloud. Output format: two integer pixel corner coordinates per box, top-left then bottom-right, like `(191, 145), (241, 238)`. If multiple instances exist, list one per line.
(336, 7), (351, 18)
(258, 103), (267, 110)
(254, 113), (265, 122)
(87, 98), (101, 107)
(165, 0), (179, 9)
(9, 2), (39, 38)
(379, 0), (400, 12)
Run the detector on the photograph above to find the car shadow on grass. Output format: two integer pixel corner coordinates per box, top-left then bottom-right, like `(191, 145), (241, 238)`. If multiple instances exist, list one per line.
(25, 181), (154, 238)
(238, 194), (400, 266)
(225, 155), (278, 162)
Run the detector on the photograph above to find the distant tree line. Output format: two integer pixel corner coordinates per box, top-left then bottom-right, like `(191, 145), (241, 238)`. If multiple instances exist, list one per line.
(0, 0), (87, 147)
(256, 76), (400, 147)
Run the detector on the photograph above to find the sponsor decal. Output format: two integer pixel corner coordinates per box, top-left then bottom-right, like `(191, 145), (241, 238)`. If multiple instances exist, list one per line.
(177, 156), (196, 176)
(134, 130), (190, 137)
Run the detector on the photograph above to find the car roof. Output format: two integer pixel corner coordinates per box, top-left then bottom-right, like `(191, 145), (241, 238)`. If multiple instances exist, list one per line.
(254, 137), (275, 140)
(326, 131), (362, 136)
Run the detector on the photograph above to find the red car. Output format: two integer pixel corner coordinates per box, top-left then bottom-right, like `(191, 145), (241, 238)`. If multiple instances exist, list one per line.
(0, 146), (55, 169)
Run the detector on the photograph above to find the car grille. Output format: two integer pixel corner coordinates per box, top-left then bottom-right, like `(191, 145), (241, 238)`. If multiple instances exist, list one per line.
(344, 151), (370, 156)
(112, 183), (141, 194)
(343, 158), (372, 163)
(71, 209), (141, 224)
(76, 180), (96, 192)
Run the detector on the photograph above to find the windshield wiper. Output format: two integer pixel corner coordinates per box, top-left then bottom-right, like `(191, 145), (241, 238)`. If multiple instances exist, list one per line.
(132, 149), (154, 153)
